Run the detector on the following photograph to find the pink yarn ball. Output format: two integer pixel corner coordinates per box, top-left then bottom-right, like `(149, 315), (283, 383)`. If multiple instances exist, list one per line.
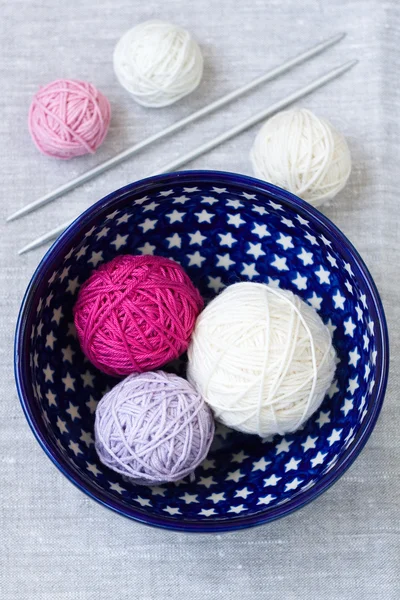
(74, 255), (204, 377)
(28, 79), (111, 159)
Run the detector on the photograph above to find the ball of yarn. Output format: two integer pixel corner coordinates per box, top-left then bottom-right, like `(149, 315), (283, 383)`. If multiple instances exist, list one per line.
(74, 254), (204, 377)
(187, 282), (336, 437)
(95, 371), (215, 484)
(250, 108), (352, 207)
(28, 79), (111, 159)
(113, 20), (204, 108)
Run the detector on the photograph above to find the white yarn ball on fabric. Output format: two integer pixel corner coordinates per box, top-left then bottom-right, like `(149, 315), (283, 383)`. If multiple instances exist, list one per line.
(113, 20), (204, 108)
(187, 282), (336, 437)
(250, 108), (352, 207)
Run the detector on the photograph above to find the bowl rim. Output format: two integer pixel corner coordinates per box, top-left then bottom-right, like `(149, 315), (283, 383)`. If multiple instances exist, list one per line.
(15, 169), (389, 532)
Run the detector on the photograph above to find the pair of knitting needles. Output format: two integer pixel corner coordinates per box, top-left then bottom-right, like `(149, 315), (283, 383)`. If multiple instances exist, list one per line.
(15, 33), (356, 255)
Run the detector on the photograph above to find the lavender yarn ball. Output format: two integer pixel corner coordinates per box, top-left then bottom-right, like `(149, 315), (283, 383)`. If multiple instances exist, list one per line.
(94, 371), (215, 485)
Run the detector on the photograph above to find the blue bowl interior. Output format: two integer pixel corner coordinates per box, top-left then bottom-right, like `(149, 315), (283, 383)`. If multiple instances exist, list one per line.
(18, 172), (386, 531)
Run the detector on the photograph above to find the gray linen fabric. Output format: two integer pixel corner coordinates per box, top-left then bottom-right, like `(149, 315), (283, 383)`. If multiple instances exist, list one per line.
(1, 1), (399, 598)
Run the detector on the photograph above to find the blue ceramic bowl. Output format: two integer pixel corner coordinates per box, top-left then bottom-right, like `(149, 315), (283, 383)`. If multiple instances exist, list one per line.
(15, 171), (388, 531)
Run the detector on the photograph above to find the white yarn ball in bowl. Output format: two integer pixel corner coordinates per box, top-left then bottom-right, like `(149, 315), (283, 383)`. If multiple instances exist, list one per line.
(187, 282), (336, 437)
(113, 20), (204, 108)
(250, 108), (352, 207)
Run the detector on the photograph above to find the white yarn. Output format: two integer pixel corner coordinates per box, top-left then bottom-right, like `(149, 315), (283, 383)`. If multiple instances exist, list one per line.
(187, 282), (336, 437)
(113, 20), (204, 108)
(250, 108), (352, 207)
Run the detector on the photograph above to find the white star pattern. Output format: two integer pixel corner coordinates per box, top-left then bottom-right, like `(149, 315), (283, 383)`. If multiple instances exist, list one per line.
(285, 457), (301, 472)
(45, 331), (56, 350)
(166, 233), (182, 248)
(180, 493), (199, 504)
(208, 276), (225, 293)
(166, 209), (185, 224)
(363, 333), (370, 350)
(364, 364), (371, 381)
(327, 429), (343, 447)
(271, 255), (289, 271)
(109, 482), (126, 494)
(142, 201), (159, 212)
(138, 242), (156, 255)
(281, 217), (294, 228)
(327, 254), (338, 268)
(163, 506), (181, 516)
(347, 376), (359, 395)
(316, 411), (331, 427)
(277, 233), (294, 250)
(305, 232), (318, 246)
(292, 273), (308, 290)
(341, 398), (354, 416)
(135, 496), (152, 507)
(263, 474), (282, 487)
(216, 254), (235, 270)
(344, 317), (356, 337)
(227, 213), (245, 228)
(66, 403), (80, 421)
(247, 242), (266, 259)
(207, 492), (225, 504)
(257, 494), (276, 506)
(198, 476), (216, 488)
(199, 508), (216, 517)
(173, 195), (190, 204)
(219, 232), (237, 247)
(195, 210), (214, 223)
(310, 452), (327, 467)
(348, 347), (361, 367)
(188, 230), (207, 246)
(139, 218), (157, 233)
(226, 198), (243, 209)
(80, 430), (94, 446)
(201, 196), (219, 205)
(81, 370), (95, 387)
(62, 372), (75, 392)
(88, 251), (103, 267)
(43, 364), (55, 383)
(298, 248), (314, 266)
(308, 292), (322, 310)
(275, 439), (293, 454)
(252, 457), (271, 472)
(241, 263), (259, 280)
(315, 266), (331, 285)
(285, 478), (303, 491)
(301, 436), (317, 452)
(228, 505), (247, 514)
(231, 451), (249, 463)
(111, 234), (128, 250)
(332, 290), (346, 310)
(66, 277), (80, 295)
(86, 396), (97, 414)
(252, 223), (270, 239)
(226, 469), (244, 483)
(252, 205), (268, 216)
(235, 487), (253, 499)
(187, 251), (206, 267)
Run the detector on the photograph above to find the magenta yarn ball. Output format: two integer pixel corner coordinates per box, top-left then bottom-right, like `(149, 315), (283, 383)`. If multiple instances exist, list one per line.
(28, 79), (111, 159)
(94, 371), (215, 484)
(73, 254), (204, 377)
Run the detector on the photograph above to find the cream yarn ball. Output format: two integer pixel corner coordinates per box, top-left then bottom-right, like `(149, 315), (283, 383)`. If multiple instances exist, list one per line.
(250, 108), (352, 207)
(113, 20), (204, 108)
(187, 282), (336, 437)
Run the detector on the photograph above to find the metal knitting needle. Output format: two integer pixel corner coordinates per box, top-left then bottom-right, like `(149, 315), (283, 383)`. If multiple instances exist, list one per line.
(19, 59), (357, 256)
(9, 33), (345, 223)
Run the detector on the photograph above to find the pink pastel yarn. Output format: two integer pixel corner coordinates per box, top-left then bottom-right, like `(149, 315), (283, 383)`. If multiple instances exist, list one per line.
(28, 79), (111, 159)
(74, 254), (204, 377)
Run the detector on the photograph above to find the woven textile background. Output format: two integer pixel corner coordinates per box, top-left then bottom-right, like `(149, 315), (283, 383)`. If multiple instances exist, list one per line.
(1, 1), (399, 598)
